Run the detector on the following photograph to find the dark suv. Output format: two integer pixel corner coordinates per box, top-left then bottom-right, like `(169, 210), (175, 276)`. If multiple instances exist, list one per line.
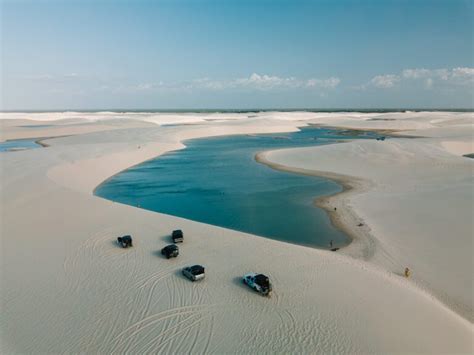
(161, 244), (179, 259)
(182, 265), (205, 281)
(172, 230), (184, 243)
(117, 235), (133, 248)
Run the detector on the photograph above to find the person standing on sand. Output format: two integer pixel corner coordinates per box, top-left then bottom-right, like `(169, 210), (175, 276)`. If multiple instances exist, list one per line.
(329, 240), (333, 248)
(405, 267), (411, 278)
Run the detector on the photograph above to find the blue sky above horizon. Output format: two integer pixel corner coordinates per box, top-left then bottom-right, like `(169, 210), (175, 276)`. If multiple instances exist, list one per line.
(1, 0), (473, 109)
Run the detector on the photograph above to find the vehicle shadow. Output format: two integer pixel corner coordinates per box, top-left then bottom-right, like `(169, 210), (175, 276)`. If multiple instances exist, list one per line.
(232, 276), (248, 290)
(174, 268), (189, 281)
(152, 250), (167, 259)
(159, 234), (172, 243)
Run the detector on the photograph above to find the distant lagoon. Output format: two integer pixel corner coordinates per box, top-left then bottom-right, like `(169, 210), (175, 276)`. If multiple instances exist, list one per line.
(0, 138), (42, 152)
(96, 127), (381, 249)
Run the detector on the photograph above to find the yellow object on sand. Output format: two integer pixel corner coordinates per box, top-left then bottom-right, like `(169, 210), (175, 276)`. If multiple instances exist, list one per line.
(405, 268), (411, 278)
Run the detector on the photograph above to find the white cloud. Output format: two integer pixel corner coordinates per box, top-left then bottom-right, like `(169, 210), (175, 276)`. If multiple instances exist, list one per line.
(306, 77), (340, 89)
(24, 73), (83, 83)
(19, 71), (341, 94)
(134, 83), (158, 90)
(93, 81), (165, 93)
(178, 73), (341, 91)
(235, 73), (299, 89)
(451, 67), (474, 82)
(363, 67), (474, 90)
(190, 78), (225, 90)
(370, 74), (400, 88)
(402, 68), (431, 79)
(402, 67), (473, 85)
(23, 74), (56, 81)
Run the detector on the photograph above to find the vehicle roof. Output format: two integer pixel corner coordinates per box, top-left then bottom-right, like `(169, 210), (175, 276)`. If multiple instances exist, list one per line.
(254, 274), (270, 286)
(189, 264), (203, 269)
(187, 265), (205, 274)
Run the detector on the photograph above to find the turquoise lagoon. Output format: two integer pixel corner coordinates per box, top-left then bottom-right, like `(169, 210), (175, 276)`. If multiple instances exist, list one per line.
(96, 127), (379, 249)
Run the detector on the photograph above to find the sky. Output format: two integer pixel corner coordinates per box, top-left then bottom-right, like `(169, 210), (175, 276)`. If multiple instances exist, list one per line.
(1, 0), (473, 110)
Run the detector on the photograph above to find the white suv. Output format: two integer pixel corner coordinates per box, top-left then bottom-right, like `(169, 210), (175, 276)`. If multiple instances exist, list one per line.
(243, 273), (272, 296)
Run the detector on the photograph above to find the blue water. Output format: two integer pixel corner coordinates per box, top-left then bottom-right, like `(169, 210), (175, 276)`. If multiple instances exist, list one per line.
(96, 127), (380, 249)
(0, 139), (42, 152)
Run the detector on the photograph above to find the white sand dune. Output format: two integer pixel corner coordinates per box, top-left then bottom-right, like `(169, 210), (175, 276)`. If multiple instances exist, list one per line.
(259, 138), (474, 319)
(1, 112), (473, 353)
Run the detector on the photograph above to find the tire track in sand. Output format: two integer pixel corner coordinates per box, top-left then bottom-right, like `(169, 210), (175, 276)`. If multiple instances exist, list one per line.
(109, 305), (209, 354)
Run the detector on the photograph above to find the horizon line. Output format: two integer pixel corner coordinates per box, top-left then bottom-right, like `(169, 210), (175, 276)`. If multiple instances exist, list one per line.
(1, 107), (473, 113)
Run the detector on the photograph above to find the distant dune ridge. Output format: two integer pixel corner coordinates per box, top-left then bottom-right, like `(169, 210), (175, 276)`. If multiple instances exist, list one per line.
(1, 111), (473, 353)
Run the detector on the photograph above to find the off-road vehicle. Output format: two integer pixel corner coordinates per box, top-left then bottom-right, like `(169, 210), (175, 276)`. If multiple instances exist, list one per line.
(182, 265), (205, 281)
(243, 273), (272, 296)
(117, 235), (133, 248)
(161, 244), (179, 259)
(172, 230), (184, 243)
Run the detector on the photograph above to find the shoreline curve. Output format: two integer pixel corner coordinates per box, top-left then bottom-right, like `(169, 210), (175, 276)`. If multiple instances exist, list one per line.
(255, 149), (377, 260)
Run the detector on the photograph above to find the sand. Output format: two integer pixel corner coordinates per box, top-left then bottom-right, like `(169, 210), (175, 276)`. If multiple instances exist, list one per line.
(258, 111), (474, 321)
(1, 111), (473, 354)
